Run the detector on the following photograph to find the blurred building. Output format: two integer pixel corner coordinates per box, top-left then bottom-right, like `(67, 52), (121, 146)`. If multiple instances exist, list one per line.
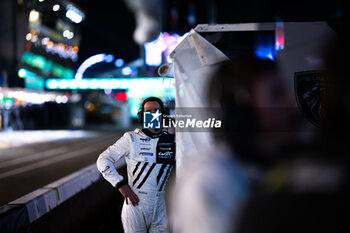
(0, 0), (85, 131)
(18, 0), (84, 90)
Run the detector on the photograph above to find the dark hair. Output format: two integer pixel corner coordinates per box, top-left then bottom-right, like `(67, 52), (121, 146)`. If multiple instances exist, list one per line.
(137, 97), (166, 122)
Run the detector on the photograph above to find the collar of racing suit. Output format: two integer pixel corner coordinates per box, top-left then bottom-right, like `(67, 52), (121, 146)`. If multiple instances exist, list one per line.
(142, 129), (163, 138)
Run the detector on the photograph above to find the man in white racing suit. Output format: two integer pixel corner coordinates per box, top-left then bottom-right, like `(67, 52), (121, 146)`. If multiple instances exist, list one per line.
(97, 97), (175, 233)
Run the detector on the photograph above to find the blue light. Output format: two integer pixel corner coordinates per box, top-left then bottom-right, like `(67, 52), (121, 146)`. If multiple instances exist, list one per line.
(104, 88), (112, 95)
(255, 47), (274, 60)
(105, 54), (114, 63)
(115, 58), (124, 67)
(254, 33), (276, 60)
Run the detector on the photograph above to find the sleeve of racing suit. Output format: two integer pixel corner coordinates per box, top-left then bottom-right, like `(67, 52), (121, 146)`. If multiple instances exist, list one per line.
(96, 132), (130, 188)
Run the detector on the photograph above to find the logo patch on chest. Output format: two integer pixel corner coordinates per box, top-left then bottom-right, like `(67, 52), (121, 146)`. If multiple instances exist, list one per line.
(156, 134), (175, 164)
(140, 147), (151, 151)
(140, 137), (151, 142)
(158, 151), (173, 158)
(139, 152), (153, 156)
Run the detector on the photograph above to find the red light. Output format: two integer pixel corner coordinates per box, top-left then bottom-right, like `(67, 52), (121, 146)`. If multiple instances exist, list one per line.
(276, 22), (284, 50)
(277, 27), (284, 47)
(115, 92), (127, 101)
(25, 42), (31, 51)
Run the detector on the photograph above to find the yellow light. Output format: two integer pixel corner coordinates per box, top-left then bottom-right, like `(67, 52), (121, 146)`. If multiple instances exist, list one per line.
(85, 103), (95, 111)
(47, 41), (53, 49)
(29, 10), (39, 22)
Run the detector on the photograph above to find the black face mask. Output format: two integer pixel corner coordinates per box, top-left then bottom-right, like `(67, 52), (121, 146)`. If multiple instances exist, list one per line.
(142, 129), (163, 138)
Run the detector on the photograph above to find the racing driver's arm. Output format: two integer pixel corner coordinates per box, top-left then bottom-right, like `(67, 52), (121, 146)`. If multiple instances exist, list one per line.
(96, 133), (139, 206)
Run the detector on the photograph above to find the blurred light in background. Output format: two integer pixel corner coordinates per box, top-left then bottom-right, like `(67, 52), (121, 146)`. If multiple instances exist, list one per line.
(145, 35), (167, 66)
(52, 4), (60, 12)
(63, 30), (74, 39)
(21, 52), (75, 79)
(31, 35), (38, 43)
(41, 37), (50, 45)
(104, 54), (114, 63)
(75, 54), (114, 80)
(121, 67), (132, 76)
(104, 88), (112, 95)
(26, 33), (32, 41)
(255, 47), (274, 60)
(115, 58), (125, 67)
(17, 68), (39, 80)
(17, 69), (27, 78)
(144, 32), (187, 66)
(45, 77), (175, 118)
(0, 88), (69, 105)
(115, 92), (128, 101)
(275, 20), (285, 50)
(254, 33), (276, 60)
(65, 4), (85, 24)
(29, 10), (39, 22)
(55, 95), (68, 104)
(46, 77), (174, 90)
(44, 42), (79, 61)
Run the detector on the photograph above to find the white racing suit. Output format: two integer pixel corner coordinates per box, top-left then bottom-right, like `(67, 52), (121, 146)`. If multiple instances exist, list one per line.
(96, 128), (175, 233)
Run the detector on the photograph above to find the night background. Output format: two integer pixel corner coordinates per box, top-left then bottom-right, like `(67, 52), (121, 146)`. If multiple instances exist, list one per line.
(74, 0), (343, 66)
(0, 1), (347, 233)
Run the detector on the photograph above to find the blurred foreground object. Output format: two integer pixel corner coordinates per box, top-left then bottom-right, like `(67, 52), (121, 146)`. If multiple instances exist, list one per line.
(124, 0), (162, 45)
(171, 22), (336, 178)
(172, 56), (297, 233)
(169, 22), (339, 233)
(236, 36), (349, 233)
